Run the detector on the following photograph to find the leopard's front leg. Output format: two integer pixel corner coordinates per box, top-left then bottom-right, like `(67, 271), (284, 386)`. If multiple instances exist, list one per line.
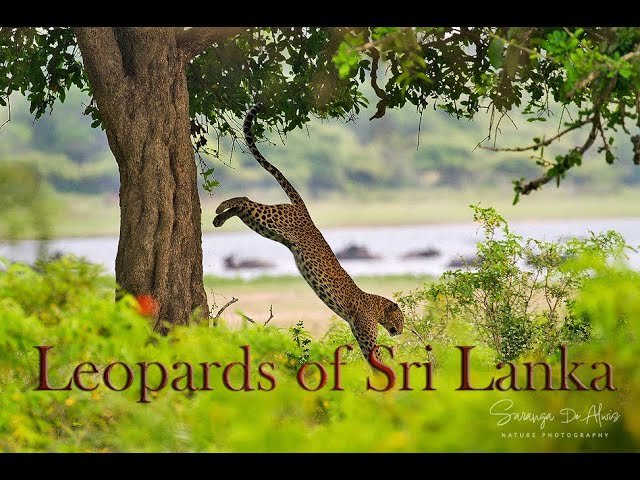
(213, 196), (250, 227)
(213, 197), (294, 246)
(350, 315), (381, 365)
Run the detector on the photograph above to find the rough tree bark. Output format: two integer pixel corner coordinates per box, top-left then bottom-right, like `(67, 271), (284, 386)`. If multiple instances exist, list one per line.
(75, 27), (208, 327)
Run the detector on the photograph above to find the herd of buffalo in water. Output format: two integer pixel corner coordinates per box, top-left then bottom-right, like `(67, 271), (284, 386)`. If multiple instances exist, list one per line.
(223, 243), (482, 271)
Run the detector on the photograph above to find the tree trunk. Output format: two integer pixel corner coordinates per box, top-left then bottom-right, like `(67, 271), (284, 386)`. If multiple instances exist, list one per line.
(75, 27), (209, 327)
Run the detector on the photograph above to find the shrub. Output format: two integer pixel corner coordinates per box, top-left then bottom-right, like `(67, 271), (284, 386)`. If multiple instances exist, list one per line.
(1, 252), (639, 452)
(397, 205), (634, 361)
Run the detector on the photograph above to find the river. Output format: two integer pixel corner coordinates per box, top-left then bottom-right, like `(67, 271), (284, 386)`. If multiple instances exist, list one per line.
(1, 217), (639, 278)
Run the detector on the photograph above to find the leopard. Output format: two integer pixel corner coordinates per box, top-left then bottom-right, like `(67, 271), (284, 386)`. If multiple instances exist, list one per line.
(213, 103), (404, 363)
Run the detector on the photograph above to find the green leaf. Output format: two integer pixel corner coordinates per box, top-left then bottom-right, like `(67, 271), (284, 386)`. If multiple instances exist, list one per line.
(605, 150), (615, 164)
(372, 27), (398, 41)
(338, 64), (350, 78)
(488, 38), (505, 69)
(619, 67), (632, 79)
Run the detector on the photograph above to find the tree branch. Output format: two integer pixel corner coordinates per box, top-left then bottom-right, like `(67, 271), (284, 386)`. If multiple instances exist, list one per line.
(566, 42), (640, 98)
(516, 118), (599, 195)
(483, 29), (549, 62)
(514, 71), (619, 197)
(0, 95), (10, 131)
(595, 114), (614, 161)
(567, 70), (600, 99)
(631, 134), (640, 165)
(176, 27), (249, 61)
(74, 27), (126, 100)
(368, 47), (389, 120)
(263, 305), (274, 326)
(239, 305), (275, 327)
(635, 87), (640, 129)
(210, 297), (238, 327)
(116, 28), (174, 77)
(479, 117), (593, 153)
(349, 26), (414, 54)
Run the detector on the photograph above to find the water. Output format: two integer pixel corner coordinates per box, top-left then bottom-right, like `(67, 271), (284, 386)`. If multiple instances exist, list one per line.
(1, 218), (639, 278)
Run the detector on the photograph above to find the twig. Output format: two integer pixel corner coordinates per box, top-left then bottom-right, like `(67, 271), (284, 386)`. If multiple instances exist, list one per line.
(416, 108), (423, 151)
(487, 103), (496, 147)
(473, 134), (491, 152)
(480, 117), (593, 153)
(490, 111), (519, 149)
(595, 114), (613, 161)
(409, 327), (428, 349)
(263, 305), (274, 326)
(577, 116), (600, 156)
(563, 27), (587, 49)
(499, 110), (519, 131)
(567, 70), (600, 99)
(557, 105), (573, 134)
(631, 134), (640, 165)
(348, 27), (414, 54)
(239, 304), (274, 326)
(368, 47), (389, 120)
(484, 29), (548, 61)
(175, 27), (250, 61)
(567, 42), (640, 98)
(0, 95), (10, 131)
(210, 297), (238, 327)
(516, 117), (599, 195)
(618, 100), (630, 135)
(635, 87), (640, 129)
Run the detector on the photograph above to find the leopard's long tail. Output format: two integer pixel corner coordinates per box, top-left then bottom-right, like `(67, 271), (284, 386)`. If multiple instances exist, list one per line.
(243, 103), (305, 207)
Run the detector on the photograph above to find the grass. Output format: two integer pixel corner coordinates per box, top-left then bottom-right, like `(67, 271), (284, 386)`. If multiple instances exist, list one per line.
(4, 186), (638, 241)
(204, 273), (434, 338)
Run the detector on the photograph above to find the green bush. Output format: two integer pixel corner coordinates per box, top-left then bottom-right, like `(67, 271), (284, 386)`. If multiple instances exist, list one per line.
(0, 163), (58, 253)
(398, 205), (634, 362)
(1, 253), (639, 452)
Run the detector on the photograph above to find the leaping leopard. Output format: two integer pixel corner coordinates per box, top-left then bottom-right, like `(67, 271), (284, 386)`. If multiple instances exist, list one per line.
(213, 103), (404, 362)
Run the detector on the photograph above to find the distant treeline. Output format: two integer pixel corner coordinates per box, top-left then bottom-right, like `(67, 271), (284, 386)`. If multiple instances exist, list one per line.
(1, 87), (639, 198)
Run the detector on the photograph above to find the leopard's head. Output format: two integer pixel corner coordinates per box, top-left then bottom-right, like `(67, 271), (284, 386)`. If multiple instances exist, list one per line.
(379, 298), (404, 337)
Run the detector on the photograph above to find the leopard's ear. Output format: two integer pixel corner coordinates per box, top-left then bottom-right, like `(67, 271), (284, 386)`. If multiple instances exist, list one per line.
(385, 302), (399, 315)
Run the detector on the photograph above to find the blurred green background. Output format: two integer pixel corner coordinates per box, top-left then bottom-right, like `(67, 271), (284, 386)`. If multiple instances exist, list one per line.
(1, 86), (639, 242)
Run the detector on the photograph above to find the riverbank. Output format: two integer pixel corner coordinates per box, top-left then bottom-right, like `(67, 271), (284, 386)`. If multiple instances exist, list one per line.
(5, 186), (639, 240)
(203, 273), (433, 338)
